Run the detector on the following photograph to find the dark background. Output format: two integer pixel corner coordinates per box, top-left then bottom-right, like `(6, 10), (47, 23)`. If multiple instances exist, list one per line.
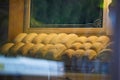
(0, 0), (9, 46)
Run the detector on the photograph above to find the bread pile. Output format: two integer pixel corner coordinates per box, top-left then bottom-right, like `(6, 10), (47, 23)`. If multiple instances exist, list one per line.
(0, 33), (112, 61)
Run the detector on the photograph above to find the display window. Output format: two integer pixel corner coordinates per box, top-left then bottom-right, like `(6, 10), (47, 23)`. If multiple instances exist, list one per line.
(0, 0), (118, 80)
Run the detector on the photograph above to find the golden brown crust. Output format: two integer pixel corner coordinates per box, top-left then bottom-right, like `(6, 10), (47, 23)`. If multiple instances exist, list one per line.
(87, 36), (98, 43)
(62, 49), (75, 59)
(23, 33), (38, 43)
(29, 43), (45, 56)
(1, 43), (14, 54)
(45, 48), (57, 60)
(70, 42), (84, 50)
(91, 42), (103, 52)
(1, 32), (112, 61)
(48, 44), (67, 60)
(42, 33), (57, 44)
(73, 49), (85, 57)
(50, 33), (67, 44)
(37, 44), (54, 57)
(20, 43), (34, 55)
(83, 42), (92, 50)
(60, 34), (78, 48)
(9, 42), (25, 55)
(32, 33), (48, 44)
(97, 36), (110, 45)
(74, 36), (88, 43)
(84, 49), (97, 60)
(13, 33), (27, 43)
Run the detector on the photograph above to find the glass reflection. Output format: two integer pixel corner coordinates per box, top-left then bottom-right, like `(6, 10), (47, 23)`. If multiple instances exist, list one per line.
(30, 0), (103, 28)
(0, 57), (64, 76)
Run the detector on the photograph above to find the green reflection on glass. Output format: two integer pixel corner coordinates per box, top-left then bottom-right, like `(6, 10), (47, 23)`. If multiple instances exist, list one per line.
(30, 0), (103, 28)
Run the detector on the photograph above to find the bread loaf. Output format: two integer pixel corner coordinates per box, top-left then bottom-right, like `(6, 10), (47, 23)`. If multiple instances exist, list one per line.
(71, 49), (85, 71)
(70, 42), (84, 50)
(9, 42), (25, 55)
(29, 43), (45, 56)
(13, 33), (27, 43)
(20, 43), (34, 55)
(60, 34), (78, 48)
(23, 33), (38, 43)
(45, 48), (57, 60)
(1, 43), (14, 55)
(83, 42), (92, 50)
(32, 33), (48, 44)
(73, 49), (85, 58)
(84, 49), (97, 60)
(97, 36), (110, 45)
(62, 49), (75, 59)
(37, 44), (54, 57)
(62, 49), (75, 71)
(54, 43), (67, 54)
(90, 42), (103, 52)
(50, 33), (67, 44)
(42, 33), (57, 44)
(75, 36), (88, 43)
(61, 49), (75, 70)
(87, 36), (98, 43)
(45, 44), (67, 60)
(75, 49), (85, 55)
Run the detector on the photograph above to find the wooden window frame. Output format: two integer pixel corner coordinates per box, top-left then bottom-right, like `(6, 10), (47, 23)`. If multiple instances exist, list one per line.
(8, 0), (112, 40)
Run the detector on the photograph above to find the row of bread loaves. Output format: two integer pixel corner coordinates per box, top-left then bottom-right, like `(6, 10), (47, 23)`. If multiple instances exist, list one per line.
(13, 33), (110, 46)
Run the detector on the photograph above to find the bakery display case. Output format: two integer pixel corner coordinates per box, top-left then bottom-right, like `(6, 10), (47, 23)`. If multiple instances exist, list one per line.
(0, 33), (112, 80)
(0, 0), (113, 80)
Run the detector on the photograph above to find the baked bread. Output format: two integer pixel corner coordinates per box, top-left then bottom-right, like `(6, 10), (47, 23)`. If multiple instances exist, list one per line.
(83, 42), (92, 50)
(84, 49), (97, 60)
(37, 44), (54, 57)
(60, 34), (78, 48)
(97, 36), (110, 46)
(23, 33), (38, 43)
(13, 33), (27, 43)
(45, 48), (57, 60)
(20, 43), (34, 55)
(28, 43), (45, 56)
(70, 42), (84, 50)
(61, 49), (75, 69)
(90, 42), (103, 52)
(45, 44), (67, 60)
(42, 33), (57, 44)
(87, 36), (98, 43)
(54, 43), (67, 54)
(0, 43), (14, 55)
(74, 36), (88, 43)
(32, 33), (48, 44)
(61, 49), (75, 59)
(9, 42), (25, 55)
(73, 49), (85, 58)
(50, 33), (67, 44)
(71, 49), (85, 71)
